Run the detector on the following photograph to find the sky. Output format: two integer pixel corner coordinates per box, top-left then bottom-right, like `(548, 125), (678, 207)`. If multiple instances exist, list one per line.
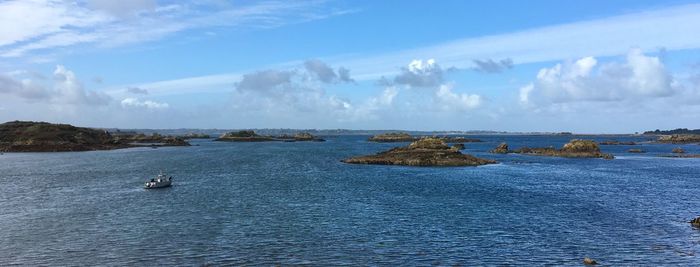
(1, 0), (700, 133)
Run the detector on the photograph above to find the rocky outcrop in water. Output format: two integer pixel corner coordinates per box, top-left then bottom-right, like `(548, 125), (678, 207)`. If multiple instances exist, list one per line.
(0, 121), (190, 152)
(367, 132), (416, 142)
(216, 130), (324, 142)
(600, 140), (637, 145)
(441, 136), (483, 143)
(343, 138), (496, 167)
(215, 130), (275, 142)
(628, 148), (645, 153)
(451, 143), (465, 150)
(691, 217), (700, 227)
(490, 143), (509, 154)
(181, 133), (211, 139)
(583, 257), (598, 265)
(672, 147), (686, 154)
(657, 134), (700, 144)
(512, 139), (614, 159)
(368, 132), (482, 143)
(119, 133), (190, 146)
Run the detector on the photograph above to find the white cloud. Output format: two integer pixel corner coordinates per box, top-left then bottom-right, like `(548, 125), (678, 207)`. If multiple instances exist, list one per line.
(0, 65), (110, 105)
(520, 49), (675, 105)
(391, 59), (445, 88)
(303, 59), (354, 84)
(53, 65), (111, 105)
(86, 0), (157, 17)
(0, 0), (109, 47)
(337, 3), (700, 80)
(230, 60), (354, 120)
(435, 84), (482, 111)
(120, 97), (169, 109)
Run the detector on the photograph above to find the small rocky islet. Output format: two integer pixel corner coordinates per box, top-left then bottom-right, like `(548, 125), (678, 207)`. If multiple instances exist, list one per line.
(655, 134), (700, 144)
(215, 130), (325, 142)
(342, 138), (496, 167)
(0, 121), (190, 152)
(599, 140), (637, 145)
(490, 139), (614, 159)
(368, 132), (482, 143)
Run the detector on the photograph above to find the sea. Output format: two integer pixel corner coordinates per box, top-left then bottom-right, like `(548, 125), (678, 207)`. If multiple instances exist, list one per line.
(1, 135), (700, 266)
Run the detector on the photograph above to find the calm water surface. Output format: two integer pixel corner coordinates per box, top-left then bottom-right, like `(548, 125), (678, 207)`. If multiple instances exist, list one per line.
(1, 135), (700, 265)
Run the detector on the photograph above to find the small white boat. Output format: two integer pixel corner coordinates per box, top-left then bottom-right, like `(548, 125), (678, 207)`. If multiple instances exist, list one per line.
(144, 172), (172, 189)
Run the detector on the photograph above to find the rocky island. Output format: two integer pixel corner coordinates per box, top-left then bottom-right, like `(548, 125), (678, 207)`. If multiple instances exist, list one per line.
(368, 132), (482, 143)
(0, 121), (190, 152)
(342, 138), (496, 167)
(181, 133), (211, 139)
(600, 140), (637, 145)
(490, 139), (614, 159)
(215, 130), (324, 142)
(656, 134), (700, 144)
(367, 132), (417, 142)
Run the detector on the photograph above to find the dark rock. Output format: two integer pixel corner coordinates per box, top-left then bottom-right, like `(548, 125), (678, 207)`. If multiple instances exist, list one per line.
(583, 257), (598, 265)
(343, 138), (496, 167)
(627, 148), (645, 153)
(181, 133), (210, 139)
(490, 142), (509, 154)
(672, 147), (686, 154)
(513, 139), (613, 159)
(691, 217), (700, 227)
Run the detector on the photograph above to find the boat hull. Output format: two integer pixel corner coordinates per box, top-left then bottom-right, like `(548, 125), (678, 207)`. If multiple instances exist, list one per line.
(144, 180), (171, 189)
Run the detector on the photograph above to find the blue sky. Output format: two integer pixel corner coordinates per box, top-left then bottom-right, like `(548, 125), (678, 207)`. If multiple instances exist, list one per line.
(1, 0), (700, 133)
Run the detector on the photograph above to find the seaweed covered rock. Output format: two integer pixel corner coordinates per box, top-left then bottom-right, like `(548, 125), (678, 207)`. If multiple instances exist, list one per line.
(368, 132), (417, 142)
(343, 138), (496, 167)
(513, 139), (613, 159)
(491, 142), (509, 154)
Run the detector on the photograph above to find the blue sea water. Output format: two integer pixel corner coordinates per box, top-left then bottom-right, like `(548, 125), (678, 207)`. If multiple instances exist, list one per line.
(1, 135), (700, 266)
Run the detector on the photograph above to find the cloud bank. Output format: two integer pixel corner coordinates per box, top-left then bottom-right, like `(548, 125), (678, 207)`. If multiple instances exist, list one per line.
(520, 48), (675, 105)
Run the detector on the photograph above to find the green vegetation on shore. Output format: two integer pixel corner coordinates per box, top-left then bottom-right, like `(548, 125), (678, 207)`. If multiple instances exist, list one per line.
(215, 130), (324, 142)
(0, 121), (190, 152)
